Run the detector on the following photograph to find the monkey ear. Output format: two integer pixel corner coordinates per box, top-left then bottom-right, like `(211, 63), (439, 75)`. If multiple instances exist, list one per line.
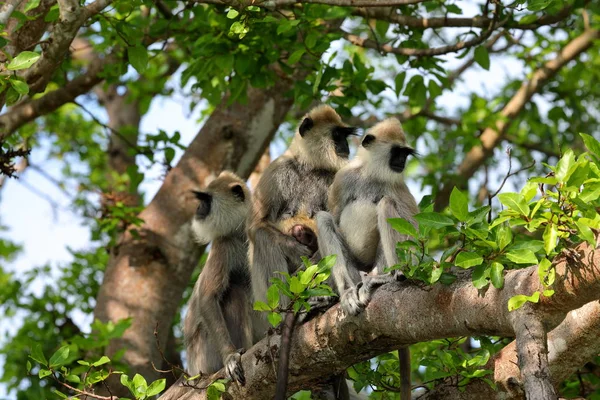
(230, 184), (245, 202)
(191, 190), (211, 202)
(299, 117), (314, 137)
(362, 134), (375, 148)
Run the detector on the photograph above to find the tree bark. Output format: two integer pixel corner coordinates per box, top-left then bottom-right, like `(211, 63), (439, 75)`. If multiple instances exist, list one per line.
(92, 81), (296, 396)
(159, 236), (600, 399)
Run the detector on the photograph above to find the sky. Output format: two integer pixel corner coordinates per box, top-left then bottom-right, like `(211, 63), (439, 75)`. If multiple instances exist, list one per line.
(0, 6), (538, 397)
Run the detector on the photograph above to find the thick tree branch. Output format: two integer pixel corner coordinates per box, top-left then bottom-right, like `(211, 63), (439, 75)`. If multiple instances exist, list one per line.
(434, 28), (600, 211)
(159, 235), (600, 399)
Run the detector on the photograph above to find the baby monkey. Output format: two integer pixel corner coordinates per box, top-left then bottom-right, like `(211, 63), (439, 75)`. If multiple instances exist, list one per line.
(185, 171), (255, 385)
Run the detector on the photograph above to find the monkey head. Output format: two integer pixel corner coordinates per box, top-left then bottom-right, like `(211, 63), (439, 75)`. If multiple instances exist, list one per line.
(357, 118), (416, 182)
(289, 104), (356, 171)
(191, 171), (251, 244)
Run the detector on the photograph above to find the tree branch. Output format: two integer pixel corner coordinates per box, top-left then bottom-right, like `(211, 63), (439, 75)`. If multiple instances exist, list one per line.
(352, 5), (573, 30)
(434, 28), (600, 211)
(194, 0), (426, 8)
(159, 235), (600, 399)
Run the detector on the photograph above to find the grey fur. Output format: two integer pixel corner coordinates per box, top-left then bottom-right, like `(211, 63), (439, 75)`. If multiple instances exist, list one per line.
(184, 171), (258, 385)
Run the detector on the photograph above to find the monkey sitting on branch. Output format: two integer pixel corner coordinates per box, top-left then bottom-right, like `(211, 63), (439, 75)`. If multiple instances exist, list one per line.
(184, 171), (257, 386)
(316, 118), (419, 400)
(247, 104), (356, 400)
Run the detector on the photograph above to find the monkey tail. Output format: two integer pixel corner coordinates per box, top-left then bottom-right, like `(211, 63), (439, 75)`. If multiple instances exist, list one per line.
(275, 311), (297, 400)
(398, 346), (411, 400)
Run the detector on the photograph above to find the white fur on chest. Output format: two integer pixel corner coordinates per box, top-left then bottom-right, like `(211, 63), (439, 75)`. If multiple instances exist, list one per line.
(339, 200), (379, 264)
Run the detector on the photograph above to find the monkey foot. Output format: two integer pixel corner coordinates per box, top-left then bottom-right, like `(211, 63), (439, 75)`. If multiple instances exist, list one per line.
(224, 349), (246, 386)
(296, 296), (338, 324)
(341, 271), (406, 316)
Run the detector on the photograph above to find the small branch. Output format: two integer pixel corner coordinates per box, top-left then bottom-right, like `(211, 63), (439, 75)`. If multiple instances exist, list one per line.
(0, 0), (25, 24)
(434, 28), (600, 211)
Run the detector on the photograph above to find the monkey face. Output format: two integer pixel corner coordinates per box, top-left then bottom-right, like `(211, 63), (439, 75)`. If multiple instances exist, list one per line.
(358, 118), (416, 180)
(191, 171), (250, 244)
(294, 105), (356, 170)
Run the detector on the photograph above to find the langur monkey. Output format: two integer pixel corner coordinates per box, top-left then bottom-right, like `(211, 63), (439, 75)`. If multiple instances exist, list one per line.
(184, 171), (255, 385)
(247, 105), (356, 400)
(317, 118), (419, 400)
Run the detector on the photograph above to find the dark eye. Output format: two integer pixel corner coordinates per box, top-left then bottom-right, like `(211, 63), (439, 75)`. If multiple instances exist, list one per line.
(362, 134), (375, 148)
(299, 117), (314, 137)
(231, 184), (245, 202)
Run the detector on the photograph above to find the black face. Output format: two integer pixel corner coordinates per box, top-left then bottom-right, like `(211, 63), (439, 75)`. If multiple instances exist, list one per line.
(192, 191), (212, 219)
(231, 184), (245, 202)
(331, 126), (356, 158)
(389, 146), (416, 173)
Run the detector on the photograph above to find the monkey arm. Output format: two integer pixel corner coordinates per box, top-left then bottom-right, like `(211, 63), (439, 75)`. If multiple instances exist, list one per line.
(376, 196), (418, 271)
(192, 248), (245, 382)
(316, 211), (362, 295)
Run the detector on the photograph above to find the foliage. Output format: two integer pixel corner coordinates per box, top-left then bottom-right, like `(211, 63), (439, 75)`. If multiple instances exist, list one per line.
(253, 255), (336, 327)
(0, 0), (599, 398)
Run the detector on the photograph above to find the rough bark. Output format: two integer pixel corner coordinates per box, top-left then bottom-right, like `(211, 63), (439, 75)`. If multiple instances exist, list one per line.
(159, 236), (600, 399)
(434, 28), (600, 211)
(420, 301), (600, 399)
(92, 81), (296, 396)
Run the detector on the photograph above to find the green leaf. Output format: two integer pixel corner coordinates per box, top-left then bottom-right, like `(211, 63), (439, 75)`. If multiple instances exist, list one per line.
(289, 276), (305, 294)
(92, 356), (110, 367)
(226, 9), (239, 19)
(538, 257), (555, 286)
(24, 0), (41, 12)
(449, 188), (468, 221)
(305, 32), (318, 49)
(121, 374), (134, 394)
(268, 312), (282, 327)
(490, 262), (504, 289)
(128, 45), (148, 74)
(471, 263), (489, 289)
(147, 379), (166, 396)
(507, 295), (528, 311)
(164, 147), (175, 164)
(26, 360), (32, 373)
(7, 51), (41, 70)
(506, 249), (538, 265)
(519, 14), (539, 24)
(455, 252), (483, 269)
(388, 218), (418, 237)
(317, 254), (336, 273)
(66, 374), (81, 383)
(253, 301), (271, 312)
(414, 212), (455, 229)
(555, 149), (575, 183)
(9, 78), (29, 95)
(211, 380), (227, 392)
(52, 389), (68, 399)
(132, 373), (147, 394)
(498, 193), (530, 216)
(267, 285), (279, 309)
(496, 224), (512, 250)
(394, 72), (406, 97)
(576, 219), (596, 246)
(39, 369), (52, 379)
(30, 343), (47, 365)
(287, 49), (305, 65)
(474, 46), (490, 70)
(527, 0), (551, 11)
(543, 223), (558, 255)
(49, 345), (69, 368)
(300, 265), (318, 285)
(580, 133), (600, 157)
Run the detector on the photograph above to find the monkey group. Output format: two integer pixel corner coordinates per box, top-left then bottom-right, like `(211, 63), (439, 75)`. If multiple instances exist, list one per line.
(183, 105), (418, 399)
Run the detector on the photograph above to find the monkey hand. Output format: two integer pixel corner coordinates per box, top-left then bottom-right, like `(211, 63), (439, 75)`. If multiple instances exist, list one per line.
(224, 350), (245, 386)
(283, 235), (316, 267)
(291, 224), (319, 253)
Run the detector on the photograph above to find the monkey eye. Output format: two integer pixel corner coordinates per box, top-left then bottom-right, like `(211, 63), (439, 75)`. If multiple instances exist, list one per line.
(361, 134), (375, 148)
(230, 184), (245, 202)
